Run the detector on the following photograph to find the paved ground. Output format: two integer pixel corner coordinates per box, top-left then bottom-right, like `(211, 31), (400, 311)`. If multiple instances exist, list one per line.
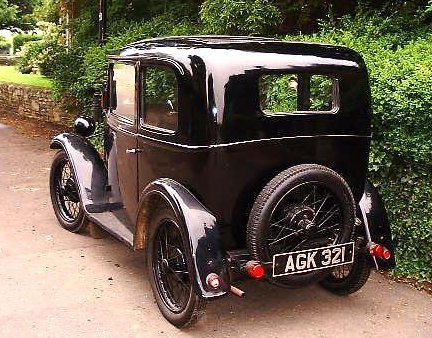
(0, 120), (431, 338)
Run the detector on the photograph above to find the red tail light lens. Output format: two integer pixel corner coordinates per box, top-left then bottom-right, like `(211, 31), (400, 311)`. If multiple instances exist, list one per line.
(382, 248), (391, 260)
(369, 243), (391, 260)
(246, 261), (265, 279)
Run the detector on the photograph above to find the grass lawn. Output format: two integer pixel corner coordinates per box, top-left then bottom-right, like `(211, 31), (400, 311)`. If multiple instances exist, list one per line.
(0, 65), (52, 88)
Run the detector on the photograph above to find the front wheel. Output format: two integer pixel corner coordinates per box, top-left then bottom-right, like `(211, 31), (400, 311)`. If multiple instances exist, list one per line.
(147, 206), (206, 327)
(49, 150), (88, 233)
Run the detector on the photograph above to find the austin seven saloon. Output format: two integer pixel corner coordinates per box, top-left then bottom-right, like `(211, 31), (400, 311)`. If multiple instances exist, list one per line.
(49, 36), (395, 327)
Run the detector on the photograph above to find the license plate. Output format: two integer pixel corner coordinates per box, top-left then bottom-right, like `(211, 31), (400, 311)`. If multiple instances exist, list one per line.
(272, 242), (355, 277)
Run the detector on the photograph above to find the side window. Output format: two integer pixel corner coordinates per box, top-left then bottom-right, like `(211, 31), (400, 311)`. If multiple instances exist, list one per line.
(259, 73), (337, 115)
(112, 63), (136, 121)
(142, 66), (178, 132)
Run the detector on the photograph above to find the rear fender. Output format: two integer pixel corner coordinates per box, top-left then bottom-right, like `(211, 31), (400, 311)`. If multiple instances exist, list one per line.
(50, 133), (111, 213)
(135, 178), (227, 299)
(358, 180), (396, 270)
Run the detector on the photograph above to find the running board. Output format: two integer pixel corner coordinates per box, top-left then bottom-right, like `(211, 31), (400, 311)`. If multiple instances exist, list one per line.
(87, 209), (134, 248)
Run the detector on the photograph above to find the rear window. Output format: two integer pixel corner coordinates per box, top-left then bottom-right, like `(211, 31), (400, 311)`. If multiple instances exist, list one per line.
(259, 74), (338, 115)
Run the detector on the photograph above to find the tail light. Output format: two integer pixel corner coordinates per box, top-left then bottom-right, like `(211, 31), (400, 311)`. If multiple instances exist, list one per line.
(245, 261), (265, 279)
(369, 243), (391, 260)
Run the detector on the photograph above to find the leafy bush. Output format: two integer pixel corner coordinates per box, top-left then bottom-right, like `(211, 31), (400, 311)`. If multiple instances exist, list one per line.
(200, 0), (282, 35)
(13, 33), (42, 53)
(0, 36), (10, 53)
(15, 41), (45, 73)
(15, 24), (64, 76)
(52, 12), (201, 114)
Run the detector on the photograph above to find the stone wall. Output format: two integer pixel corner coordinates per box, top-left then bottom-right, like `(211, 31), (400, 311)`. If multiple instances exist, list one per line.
(0, 56), (18, 66)
(0, 83), (72, 125)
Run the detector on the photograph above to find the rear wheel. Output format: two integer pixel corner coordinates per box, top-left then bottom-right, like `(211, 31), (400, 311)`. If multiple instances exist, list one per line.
(247, 164), (356, 287)
(319, 252), (371, 295)
(49, 150), (88, 233)
(147, 206), (206, 327)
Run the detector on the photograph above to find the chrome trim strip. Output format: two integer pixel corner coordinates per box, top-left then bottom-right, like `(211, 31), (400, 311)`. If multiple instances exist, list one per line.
(136, 133), (371, 150)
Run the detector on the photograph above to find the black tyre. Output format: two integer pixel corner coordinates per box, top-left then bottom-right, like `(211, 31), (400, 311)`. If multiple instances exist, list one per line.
(49, 150), (88, 233)
(147, 206), (206, 327)
(319, 252), (371, 295)
(247, 164), (356, 287)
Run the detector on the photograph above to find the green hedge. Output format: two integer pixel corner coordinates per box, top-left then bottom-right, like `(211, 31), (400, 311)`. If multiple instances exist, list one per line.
(199, 0), (282, 35)
(13, 34), (42, 53)
(0, 36), (11, 49)
(41, 12), (202, 113)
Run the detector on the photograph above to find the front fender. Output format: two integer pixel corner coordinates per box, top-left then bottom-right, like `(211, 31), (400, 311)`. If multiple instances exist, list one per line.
(358, 179), (396, 270)
(50, 133), (111, 213)
(137, 178), (227, 299)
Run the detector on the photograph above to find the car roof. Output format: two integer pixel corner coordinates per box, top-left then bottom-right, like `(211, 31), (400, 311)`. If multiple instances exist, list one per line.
(117, 35), (365, 71)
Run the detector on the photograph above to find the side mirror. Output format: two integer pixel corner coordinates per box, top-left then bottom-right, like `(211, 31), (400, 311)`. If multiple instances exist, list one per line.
(74, 117), (96, 137)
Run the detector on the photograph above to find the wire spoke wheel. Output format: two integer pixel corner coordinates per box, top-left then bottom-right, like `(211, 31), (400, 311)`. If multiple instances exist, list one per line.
(54, 160), (80, 222)
(153, 220), (192, 312)
(247, 164), (355, 287)
(147, 207), (206, 327)
(319, 252), (371, 295)
(49, 151), (87, 233)
(331, 263), (353, 279)
(266, 182), (343, 256)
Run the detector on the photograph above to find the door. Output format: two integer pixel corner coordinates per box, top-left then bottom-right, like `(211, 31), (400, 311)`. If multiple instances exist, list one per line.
(106, 61), (139, 228)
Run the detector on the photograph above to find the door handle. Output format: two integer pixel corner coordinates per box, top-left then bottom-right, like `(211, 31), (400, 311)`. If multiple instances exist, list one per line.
(126, 148), (144, 154)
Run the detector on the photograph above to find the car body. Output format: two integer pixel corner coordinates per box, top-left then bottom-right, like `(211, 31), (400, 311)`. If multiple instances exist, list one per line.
(49, 36), (395, 327)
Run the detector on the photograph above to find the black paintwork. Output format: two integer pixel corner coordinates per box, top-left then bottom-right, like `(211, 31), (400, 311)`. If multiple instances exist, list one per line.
(50, 134), (133, 247)
(139, 178), (227, 298)
(120, 36), (371, 247)
(50, 133), (109, 212)
(50, 36), (393, 298)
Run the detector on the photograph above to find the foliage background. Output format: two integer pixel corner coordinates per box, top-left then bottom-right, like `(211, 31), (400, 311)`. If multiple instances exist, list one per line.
(16, 0), (432, 283)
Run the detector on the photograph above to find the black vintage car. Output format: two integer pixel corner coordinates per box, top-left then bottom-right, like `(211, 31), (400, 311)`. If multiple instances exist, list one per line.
(49, 36), (395, 327)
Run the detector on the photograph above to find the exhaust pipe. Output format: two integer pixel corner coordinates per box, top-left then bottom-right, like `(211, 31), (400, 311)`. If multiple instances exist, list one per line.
(206, 273), (245, 297)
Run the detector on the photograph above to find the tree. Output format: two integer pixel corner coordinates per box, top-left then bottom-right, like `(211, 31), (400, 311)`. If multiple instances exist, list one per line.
(33, 0), (60, 22)
(0, 0), (18, 29)
(0, 0), (41, 30)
